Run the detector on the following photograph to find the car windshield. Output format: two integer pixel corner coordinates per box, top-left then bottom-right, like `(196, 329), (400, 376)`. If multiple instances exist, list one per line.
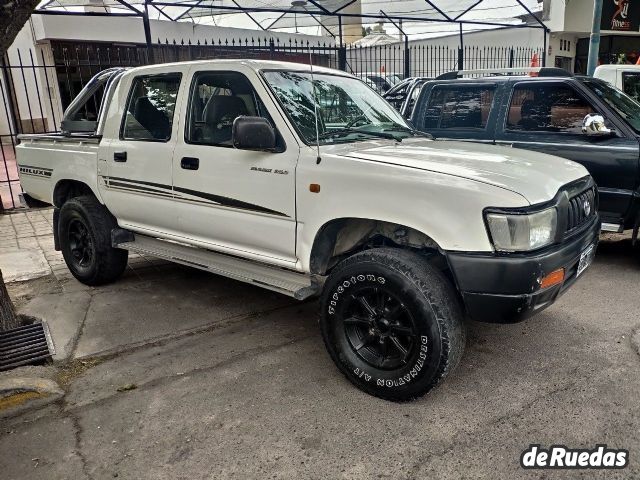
(582, 78), (640, 134)
(262, 71), (416, 145)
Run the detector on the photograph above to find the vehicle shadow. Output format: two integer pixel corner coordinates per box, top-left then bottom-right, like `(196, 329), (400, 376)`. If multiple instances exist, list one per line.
(595, 232), (640, 268)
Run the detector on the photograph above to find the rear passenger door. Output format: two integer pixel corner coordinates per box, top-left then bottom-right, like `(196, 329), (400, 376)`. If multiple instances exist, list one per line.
(494, 81), (639, 222)
(413, 83), (498, 142)
(99, 68), (187, 235)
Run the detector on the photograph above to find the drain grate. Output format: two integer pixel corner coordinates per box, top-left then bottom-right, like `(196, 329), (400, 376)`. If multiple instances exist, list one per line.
(0, 321), (55, 371)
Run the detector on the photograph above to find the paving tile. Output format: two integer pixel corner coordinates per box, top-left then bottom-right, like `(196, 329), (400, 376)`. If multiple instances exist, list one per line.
(0, 249), (52, 282)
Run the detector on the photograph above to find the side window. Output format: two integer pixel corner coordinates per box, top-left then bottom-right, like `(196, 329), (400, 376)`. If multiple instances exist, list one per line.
(622, 73), (640, 102)
(506, 84), (595, 134)
(121, 73), (181, 141)
(423, 86), (495, 130)
(405, 82), (426, 118)
(385, 82), (410, 111)
(186, 71), (270, 147)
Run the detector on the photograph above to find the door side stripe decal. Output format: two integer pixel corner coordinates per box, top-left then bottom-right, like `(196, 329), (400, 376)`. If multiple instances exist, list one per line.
(103, 176), (289, 217)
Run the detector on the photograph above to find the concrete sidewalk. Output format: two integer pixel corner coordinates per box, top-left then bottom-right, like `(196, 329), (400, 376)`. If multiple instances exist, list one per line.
(1, 209), (639, 479)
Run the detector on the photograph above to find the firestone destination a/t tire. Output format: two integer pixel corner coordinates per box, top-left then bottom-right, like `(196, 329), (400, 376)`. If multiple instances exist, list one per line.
(320, 248), (466, 401)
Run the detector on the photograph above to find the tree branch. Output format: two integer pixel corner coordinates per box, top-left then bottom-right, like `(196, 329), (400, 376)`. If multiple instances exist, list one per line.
(0, 0), (42, 56)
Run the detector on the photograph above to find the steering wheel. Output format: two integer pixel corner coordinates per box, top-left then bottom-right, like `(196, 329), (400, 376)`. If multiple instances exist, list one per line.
(345, 115), (369, 129)
(345, 104), (376, 129)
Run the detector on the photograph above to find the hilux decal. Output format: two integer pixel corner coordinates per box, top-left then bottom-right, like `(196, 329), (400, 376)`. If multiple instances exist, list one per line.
(101, 176), (288, 217)
(19, 165), (53, 178)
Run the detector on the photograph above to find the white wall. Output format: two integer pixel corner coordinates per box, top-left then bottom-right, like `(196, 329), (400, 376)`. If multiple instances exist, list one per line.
(30, 15), (333, 46)
(562, 0), (595, 34)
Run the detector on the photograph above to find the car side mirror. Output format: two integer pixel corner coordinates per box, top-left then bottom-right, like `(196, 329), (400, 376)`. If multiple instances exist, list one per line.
(232, 116), (277, 151)
(582, 113), (613, 136)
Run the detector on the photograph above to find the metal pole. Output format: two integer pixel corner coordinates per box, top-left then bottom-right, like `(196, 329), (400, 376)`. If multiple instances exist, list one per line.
(142, 0), (154, 64)
(404, 24), (410, 78)
(542, 27), (547, 67)
(337, 15), (346, 71)
(587, 0), (603, 76)
(458, 23), (464, 70)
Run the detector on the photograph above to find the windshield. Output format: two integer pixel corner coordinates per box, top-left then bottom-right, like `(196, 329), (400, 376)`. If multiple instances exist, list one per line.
(262, 71), (415, 145)
(582, 78), (640, 134)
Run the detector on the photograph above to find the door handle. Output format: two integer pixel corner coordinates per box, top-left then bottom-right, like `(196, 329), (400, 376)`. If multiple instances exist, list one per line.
(181, 157), (199, 170)
(113, 151), (127, 162)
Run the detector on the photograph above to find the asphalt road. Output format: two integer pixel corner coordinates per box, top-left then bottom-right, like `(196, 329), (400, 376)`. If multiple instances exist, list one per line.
(1, 234), (639, 479)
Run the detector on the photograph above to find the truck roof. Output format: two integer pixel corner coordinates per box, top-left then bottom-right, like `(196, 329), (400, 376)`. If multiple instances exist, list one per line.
(429, 75), (579, 83)
(118, 58), (350, 77)
(595, 64), (640, 72)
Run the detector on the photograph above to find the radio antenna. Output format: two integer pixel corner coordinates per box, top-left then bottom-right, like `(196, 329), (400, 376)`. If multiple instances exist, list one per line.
(308, 47), (322, 165)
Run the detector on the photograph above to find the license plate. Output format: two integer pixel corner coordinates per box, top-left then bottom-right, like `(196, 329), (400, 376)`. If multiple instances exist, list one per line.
(576, 243), (595, 277)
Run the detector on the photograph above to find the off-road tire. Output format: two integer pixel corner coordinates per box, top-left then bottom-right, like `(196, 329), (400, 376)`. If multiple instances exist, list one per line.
(59, 195), (128, 285)
(320, 248), (466, 401)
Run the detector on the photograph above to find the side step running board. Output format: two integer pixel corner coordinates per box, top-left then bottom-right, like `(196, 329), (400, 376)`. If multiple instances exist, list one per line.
(112, 231), (320, 300)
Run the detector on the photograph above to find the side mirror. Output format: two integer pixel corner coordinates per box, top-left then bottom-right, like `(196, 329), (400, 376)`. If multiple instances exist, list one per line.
(232, 116), (276, 151)
(582, 113), (613, 136)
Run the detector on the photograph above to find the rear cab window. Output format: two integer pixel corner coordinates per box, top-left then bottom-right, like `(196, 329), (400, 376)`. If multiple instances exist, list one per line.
(120, 73), (182, 142)
(415, 83), (497, 139)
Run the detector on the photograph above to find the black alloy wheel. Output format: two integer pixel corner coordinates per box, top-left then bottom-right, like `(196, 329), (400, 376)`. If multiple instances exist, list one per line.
(342, 286), (418, 370)
(67, 218), (94, 269)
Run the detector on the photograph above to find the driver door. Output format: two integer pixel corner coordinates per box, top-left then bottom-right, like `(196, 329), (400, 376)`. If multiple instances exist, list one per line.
(170, 67), (299, 265)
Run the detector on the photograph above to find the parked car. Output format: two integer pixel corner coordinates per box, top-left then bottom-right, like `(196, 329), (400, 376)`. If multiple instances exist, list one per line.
(361, 73), (393, 93)
(410, 67), (640, 241)
(383, 77), (431, 118)
(594, 64), (640, 103)
(17, 60), (599, 401)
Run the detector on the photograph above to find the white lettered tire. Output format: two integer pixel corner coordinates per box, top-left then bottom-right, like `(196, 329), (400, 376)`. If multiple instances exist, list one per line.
(320, 248), (466, 401)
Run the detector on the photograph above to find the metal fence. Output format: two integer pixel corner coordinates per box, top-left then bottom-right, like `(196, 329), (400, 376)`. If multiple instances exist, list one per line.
(1, 37), (542, 210)
(346, 43), (542, 78)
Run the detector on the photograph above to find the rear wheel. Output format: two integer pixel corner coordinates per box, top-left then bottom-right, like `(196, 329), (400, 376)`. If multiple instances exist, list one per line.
(59, 195), (128, 285)
(320, 248), (465, 401)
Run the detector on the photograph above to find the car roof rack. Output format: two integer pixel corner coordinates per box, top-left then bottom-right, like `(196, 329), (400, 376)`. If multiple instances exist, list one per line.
(435, 67), (573, 80)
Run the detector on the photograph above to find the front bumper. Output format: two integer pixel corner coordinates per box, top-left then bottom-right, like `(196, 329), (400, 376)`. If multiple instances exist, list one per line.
(446, 215), (601, 323)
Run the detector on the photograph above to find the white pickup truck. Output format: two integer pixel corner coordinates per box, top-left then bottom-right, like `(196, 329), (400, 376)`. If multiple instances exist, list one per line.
(16, 60), (600, 401)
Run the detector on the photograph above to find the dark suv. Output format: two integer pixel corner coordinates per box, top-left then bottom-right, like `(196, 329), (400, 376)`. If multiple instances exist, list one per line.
(409, 68), (640, 241)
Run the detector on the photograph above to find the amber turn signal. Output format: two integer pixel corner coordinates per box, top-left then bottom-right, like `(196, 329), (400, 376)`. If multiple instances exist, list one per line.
(539, 268), (565, 289)
(309, 184), (321, 193)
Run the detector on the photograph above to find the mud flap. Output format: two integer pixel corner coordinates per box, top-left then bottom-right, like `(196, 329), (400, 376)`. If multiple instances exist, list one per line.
(53, 207), (60, 251)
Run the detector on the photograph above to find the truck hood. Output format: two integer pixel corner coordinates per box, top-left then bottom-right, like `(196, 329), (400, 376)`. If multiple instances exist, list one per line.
(329, 138), (589, 205)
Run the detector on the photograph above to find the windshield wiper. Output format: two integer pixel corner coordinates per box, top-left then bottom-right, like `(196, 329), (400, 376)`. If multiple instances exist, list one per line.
(318, 127), (401, 141)
(381, 125), (434, 139)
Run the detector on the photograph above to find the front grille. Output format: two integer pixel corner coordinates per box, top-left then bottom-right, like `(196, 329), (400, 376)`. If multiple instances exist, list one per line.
(565, 186), (597, 233)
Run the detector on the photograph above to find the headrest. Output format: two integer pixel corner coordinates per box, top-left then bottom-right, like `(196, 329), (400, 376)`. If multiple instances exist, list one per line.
(133, 96), (170, 138)
(204, 95), (249, 125)
(520, 99), (536, 116)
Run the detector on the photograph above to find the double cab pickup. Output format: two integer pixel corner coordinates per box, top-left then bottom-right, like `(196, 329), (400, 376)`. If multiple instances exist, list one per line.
(17, 60), (599, 401)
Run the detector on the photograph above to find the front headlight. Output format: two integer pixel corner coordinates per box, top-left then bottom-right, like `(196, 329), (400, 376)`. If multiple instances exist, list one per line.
(485, 207), (557, 252)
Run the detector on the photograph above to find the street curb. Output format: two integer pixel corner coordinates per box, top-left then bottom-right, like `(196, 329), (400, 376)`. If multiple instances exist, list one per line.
(0, 377), (64, 419)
